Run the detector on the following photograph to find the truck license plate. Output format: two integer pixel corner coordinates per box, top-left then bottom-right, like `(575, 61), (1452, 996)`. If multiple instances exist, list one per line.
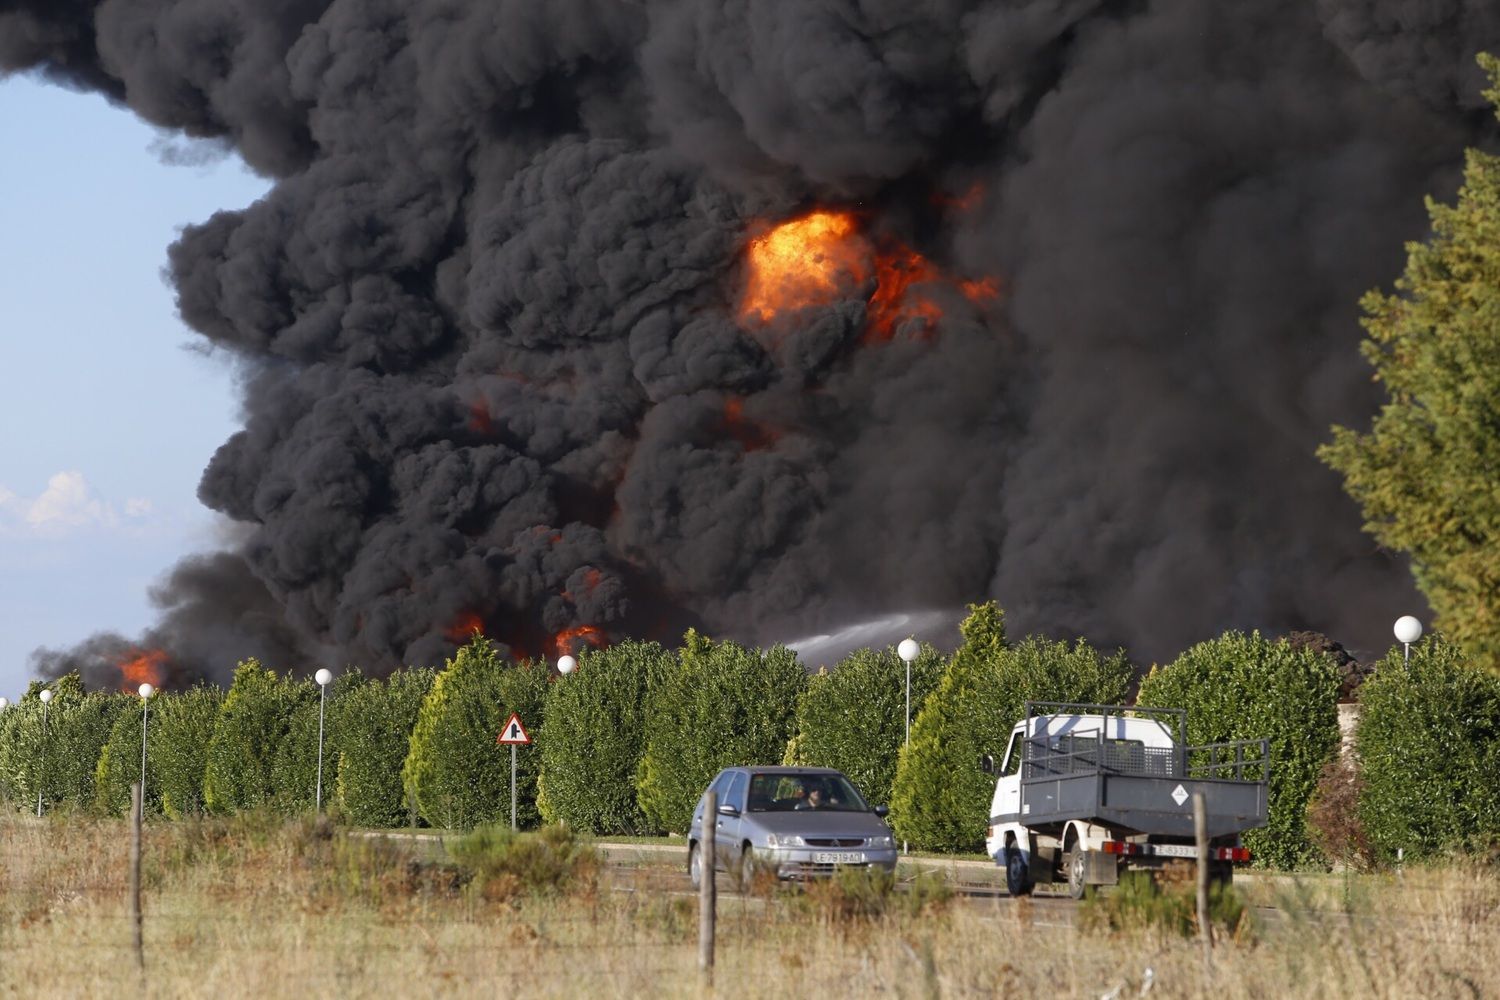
(814, 852), (863, 864)
(1151, 844), (1197, 858)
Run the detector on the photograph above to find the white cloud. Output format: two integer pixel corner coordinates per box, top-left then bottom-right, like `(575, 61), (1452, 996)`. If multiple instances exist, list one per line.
(0, 472), (154, 538)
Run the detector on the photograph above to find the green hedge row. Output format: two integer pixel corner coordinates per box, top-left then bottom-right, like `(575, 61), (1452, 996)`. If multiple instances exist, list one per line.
(2, 614), (1495, 871)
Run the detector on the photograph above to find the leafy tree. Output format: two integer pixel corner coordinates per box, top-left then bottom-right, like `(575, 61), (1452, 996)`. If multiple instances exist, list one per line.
(1320, 55), (1500, 674)
(635, 632), (806, 834)
(403, 639), (548, 830)
(336, 668), (433, 827)
(270, 670), (366, 813)
(1137, 631), (1342, 869)
(889, 603), (1132, 852)
(51, 689), (131, 811)
(538, 639), (673, 834)
(96, 694), (159, 816)
(150, 686), (223, 818)
(203, 660), (314, 813)
(1355, 635), (1500, 861)
(787, 642), (945, 809)
(0, 675), (86, 812)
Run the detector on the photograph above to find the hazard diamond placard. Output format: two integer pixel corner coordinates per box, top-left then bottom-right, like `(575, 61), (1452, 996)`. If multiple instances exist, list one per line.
(497, 711), (531, 745)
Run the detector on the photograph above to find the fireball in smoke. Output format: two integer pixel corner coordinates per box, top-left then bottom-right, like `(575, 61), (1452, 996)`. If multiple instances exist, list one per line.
(739, 207), (996, 342)
(740, 209), (872, 322)
(117, 649), (166, 692)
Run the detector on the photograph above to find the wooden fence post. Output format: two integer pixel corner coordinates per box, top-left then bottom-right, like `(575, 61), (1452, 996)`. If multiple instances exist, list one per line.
(130, 781), (144, 971)
(699, 790), (717, 984)
(1193, 791), (1213, 972)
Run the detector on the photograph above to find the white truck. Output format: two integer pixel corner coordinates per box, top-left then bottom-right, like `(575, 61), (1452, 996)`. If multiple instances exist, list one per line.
(983, 702), (1269, 898)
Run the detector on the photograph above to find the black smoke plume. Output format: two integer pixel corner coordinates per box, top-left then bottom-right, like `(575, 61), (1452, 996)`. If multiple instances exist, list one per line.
(7, 0), (1498, 687)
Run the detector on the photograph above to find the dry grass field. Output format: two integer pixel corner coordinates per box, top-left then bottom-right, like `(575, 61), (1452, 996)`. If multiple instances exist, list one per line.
(1, 811), (1496, 999)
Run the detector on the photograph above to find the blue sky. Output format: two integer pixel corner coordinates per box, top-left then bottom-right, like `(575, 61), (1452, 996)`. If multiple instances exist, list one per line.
(0, 74), (270, 700)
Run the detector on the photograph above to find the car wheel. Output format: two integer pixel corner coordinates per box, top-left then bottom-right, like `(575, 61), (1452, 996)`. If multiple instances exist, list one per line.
(689, 842), (702, 890)
(1005, 845), (1033, 897)
(739, 844), (758, 892)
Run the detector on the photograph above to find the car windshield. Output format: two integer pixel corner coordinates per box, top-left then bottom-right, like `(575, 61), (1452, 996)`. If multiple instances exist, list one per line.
(746, 772), (870, 813)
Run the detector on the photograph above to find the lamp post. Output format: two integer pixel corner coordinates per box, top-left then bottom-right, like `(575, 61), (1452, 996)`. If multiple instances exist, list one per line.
(138, 683), (154, 801)
(37, 688), (53, 817)
(1394, 616), (1423, 668)
(315, 668), (333, 813)
(557, 654), (577, 676)
(896, 638), (920, 857)
(897, 638), (919, 752)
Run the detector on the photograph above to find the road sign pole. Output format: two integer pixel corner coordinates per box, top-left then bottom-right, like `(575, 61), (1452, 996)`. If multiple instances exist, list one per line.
(511, 744), (518, 832)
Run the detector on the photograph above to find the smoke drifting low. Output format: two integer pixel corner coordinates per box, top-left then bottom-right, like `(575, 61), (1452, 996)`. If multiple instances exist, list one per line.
(7, 0), (1497, 687)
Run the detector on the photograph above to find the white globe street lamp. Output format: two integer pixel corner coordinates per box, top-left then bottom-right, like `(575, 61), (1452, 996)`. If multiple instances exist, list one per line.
(897, 638), (920, 751)
(896, 638), (921, 858)
(138, 683), (154, 803)
(37, 688), (53, 817)
(557, 655), (577, 676)
(315, 669), (333, 812)
(1394, 616), (1423, 667)
(0, 697), (9, 710)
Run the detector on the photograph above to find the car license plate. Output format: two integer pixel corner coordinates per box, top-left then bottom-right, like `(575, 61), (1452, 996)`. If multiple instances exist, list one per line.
(814, 852), (864, 864)
(1150, 844), (1196, 858)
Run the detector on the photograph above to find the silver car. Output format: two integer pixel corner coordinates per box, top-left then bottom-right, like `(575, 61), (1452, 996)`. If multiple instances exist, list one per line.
(688, 766), (899, 889)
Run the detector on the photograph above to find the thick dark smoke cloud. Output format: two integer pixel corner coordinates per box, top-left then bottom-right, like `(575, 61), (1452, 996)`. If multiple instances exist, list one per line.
(7, 0), (1498, 686)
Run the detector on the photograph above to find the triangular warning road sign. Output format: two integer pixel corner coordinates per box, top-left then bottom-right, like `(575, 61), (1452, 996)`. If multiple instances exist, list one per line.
(497, 711), (531, 745)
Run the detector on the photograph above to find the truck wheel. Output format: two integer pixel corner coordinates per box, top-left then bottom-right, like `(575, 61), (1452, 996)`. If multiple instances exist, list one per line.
(1005, 845), (1033, 897)
(689, 842), (703, 890)
(1066, 848), (1088, 900)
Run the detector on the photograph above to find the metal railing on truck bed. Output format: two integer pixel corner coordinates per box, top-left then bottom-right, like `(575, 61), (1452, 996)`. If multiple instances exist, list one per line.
(1019, 702), (1269, 784)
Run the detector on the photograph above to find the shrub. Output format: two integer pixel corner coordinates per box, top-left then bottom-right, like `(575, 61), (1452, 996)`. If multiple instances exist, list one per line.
(797, 866), (953, 924)
(1136, 630), (1342, 870)
(890, 603), (1132, 852)
(448, 822), (599, 901)
(1306, 755), (1375, 871)
(336, 668), (434, 827)
(788, 642), (944, 810)
(403, 639), (549, 830)
(50, 689), (132, 812)
(635, 632), (806, 834)
(95, 696), (158, 816)
(269, 671), (366, 813)
(1356, 635), (1500, 862)
(1077, 868), (1248, 939)
(538, 638), (672, 834)
(151, 686), (224, 818)
(0, 675), (87, 812)
(203, 660), (315, 814)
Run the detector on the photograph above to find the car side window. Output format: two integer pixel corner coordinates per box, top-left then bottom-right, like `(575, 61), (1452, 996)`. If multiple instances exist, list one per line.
(724, 772), (748, 812)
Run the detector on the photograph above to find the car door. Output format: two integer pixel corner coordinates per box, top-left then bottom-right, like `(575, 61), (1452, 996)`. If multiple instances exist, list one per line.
(714, 771), (748, 869)
(996, 729), (1023, 821)
(692, 770), (734, 863)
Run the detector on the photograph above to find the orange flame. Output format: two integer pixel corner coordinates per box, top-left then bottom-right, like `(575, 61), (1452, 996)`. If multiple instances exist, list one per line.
(118, 649), (166, 691)
(740, 209), (872, 323)
(959, 276), (1001, 302)
(738, 207), (999, 344)
(865, 247), (943, 343)
(445, 612), (485, 643)
(552, 625), (607, 657)
(468, 401), (494, 436)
